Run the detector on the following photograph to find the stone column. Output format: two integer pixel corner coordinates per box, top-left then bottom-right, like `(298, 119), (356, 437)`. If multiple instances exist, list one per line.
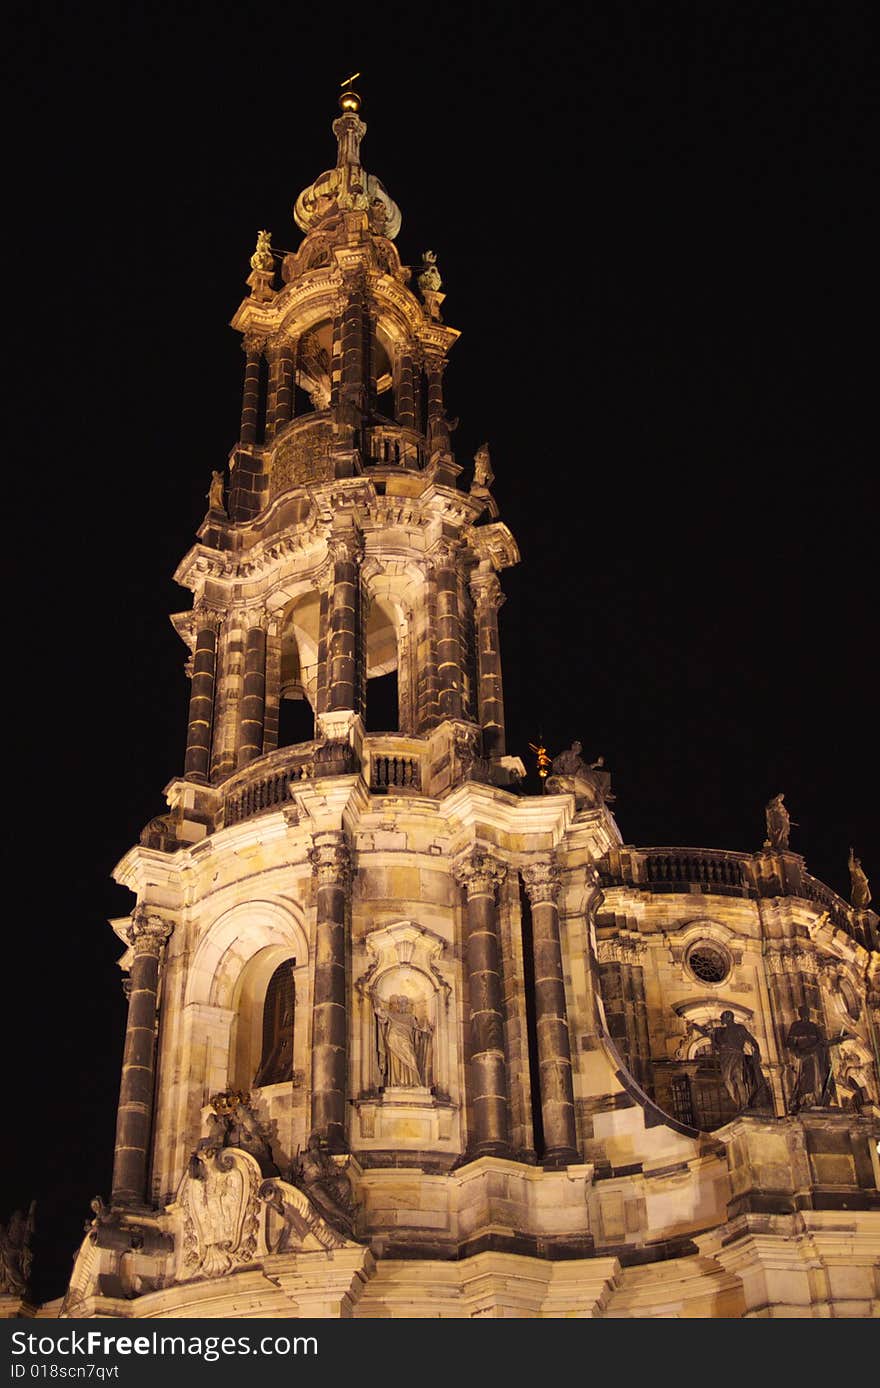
(470, 566), (507, 760)
(522, 858), (578, 1165)
(338, 272), (370, 430)
(424, 352), (450, 454)
(268, 336), (296, 437)
(112, 910), (174, 1207)
(239, 333), (263, 444)
(395, 350), (416, 429)
(434, 542), (463, 722)
(184, 606), (220, 783)
(454, 850), (511, 1157)
(415, 562), (441, 732)
(327, 535), (363, 715)
(309, 833), (351, 1152)
(238, 615), (267, 766)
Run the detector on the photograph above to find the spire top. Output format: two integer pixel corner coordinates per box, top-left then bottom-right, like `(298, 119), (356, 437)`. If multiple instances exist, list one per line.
(339, 72), (362, 114)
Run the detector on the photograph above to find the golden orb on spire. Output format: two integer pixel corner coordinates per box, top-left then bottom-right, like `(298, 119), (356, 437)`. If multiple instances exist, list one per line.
(339, 71), (362, 113)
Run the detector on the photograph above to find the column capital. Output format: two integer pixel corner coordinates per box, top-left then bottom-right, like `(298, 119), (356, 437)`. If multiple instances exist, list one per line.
(242, 331), (268, 357)
(328, 531), (364, 566)
(127, 909), (174, 955)
(309, 833), (351, 889)
(454, 848), (507, 898)
(266, 331), (295, 357)
(470, 568), (505, 614)
(193, 601), (223, 633)
(522, 856), (561, 905)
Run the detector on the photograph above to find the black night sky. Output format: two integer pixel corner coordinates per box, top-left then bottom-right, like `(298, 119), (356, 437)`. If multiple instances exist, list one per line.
(6, 1), (876, 1302)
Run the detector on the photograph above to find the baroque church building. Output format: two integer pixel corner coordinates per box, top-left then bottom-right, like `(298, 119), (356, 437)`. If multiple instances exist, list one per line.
(44, 89), (879, 1318)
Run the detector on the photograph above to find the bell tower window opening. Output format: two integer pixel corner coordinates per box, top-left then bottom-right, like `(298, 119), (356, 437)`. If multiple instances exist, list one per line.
(253, 958), (296, 1087)
(365, 595), (401, 733)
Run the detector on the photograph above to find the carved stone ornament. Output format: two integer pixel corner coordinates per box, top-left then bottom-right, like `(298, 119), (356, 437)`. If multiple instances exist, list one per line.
(249, 229), (274, 274)
(522, 857), (561, 905)
(259, 1177), (352, 1252)
(178, 1146), (262, 1280)
(471, 569), (504, 615)
(763, 793), (792, 851)
(242, 331), (268, 358)
(454, 849), (507, 898)
(0, 1201), (35, 1297)
(126, 910), (173, 954)
(309, 835), (351, 888)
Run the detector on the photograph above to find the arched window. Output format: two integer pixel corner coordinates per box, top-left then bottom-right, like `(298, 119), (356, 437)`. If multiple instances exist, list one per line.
(253, 958), (295, 1087)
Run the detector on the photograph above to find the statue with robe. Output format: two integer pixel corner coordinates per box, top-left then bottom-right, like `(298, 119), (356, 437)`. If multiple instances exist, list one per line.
(784, 1005), (842, 1111)
(848, 848), (871, 910)
(692, 1011), (771, 1112)
(764, 793), (792, 850)
(375, 993), (433, 1088)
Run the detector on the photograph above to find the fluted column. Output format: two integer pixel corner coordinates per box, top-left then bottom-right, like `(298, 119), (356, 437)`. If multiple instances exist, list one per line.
(239, 333), (264, 444)
(112, 910), (173, 1206)
(415, 561), (441, 732)
(327, 535), (363, 715)
(184, 606), (220, 783)
(522, 858), (578, 1165)
(470, 566), (506, 759)
(454, 850), (511, 1157)
(309, 833), (351, 1151)
(238, 615), (267, 766)
(434, 542), (463, 721)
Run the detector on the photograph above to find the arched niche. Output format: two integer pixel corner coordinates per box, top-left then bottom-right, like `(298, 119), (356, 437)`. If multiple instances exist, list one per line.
(277, 589), (320, 746)
(355, 920), (453, 1099)
(185, 900), (309, 1096)
(365, 595), (401, 732)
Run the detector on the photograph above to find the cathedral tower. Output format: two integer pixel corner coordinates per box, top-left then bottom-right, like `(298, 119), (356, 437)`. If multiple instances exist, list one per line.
(56, 90), (879, 1320)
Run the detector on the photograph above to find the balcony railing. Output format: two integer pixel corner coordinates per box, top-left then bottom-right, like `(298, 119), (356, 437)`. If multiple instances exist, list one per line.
(597, 847), (873, 947)
(365, 735), (425, 793)
(221, 743), (318, 827)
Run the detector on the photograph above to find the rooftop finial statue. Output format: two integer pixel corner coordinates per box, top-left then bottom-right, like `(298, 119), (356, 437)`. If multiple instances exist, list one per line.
(848, 847), (872, 910)
(249, 229), (274, 274)
(763, 793), (792, 851)
(207, 470), (225, 514)
(418, 249), (442, 295)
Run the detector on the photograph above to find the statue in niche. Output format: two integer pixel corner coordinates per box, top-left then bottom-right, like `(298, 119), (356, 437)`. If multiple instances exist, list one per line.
(691, 1011), (772, 1112)
(763, 793), (792, 851)
(848, 848), (872, 909)
(207, 470), (226, 513)
(374, 993), (433, 1088)
(785, 1005), (846, 1111)
(0, 1202), (35, 1297)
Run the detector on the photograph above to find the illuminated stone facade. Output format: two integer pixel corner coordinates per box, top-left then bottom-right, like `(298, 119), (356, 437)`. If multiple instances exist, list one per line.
(56, 92), (879, 1319)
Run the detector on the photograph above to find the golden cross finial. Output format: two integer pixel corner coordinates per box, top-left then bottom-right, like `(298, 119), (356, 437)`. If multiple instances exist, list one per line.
(339, 72), (362, 113)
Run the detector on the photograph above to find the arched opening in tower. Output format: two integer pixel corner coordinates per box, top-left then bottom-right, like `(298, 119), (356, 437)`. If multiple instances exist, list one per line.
(365, 595), (400, 733)
(278, 592), (319, 747)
